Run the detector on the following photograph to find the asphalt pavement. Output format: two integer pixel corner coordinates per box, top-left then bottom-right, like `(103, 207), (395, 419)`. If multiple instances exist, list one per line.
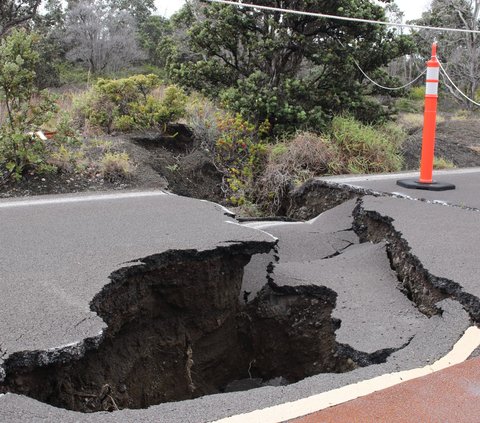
(1, 172), (480, 422)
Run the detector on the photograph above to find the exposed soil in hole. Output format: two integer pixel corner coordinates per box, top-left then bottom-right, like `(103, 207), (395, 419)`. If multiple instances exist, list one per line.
(0, 246), (362, 413)
(285, 179), (357, 220)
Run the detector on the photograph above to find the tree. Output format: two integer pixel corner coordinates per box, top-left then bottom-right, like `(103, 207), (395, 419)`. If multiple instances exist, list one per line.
(110, 0), (155, 24)
(0, 0), (42, 37)
(64, 0), (146, 74)
(33, 0), (67, 88)
(0, 29), (57, 179)
(412, 0), (480, 109)
(169, 0), (413, 133)
(139, 15), (171, 67)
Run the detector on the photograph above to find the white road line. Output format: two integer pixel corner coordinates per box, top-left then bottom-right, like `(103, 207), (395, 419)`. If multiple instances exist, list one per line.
(0, 191), (170, 209)
(319, 167), (480, 183)
(212, 326), (480, 423)
(225, 221), (278, 242)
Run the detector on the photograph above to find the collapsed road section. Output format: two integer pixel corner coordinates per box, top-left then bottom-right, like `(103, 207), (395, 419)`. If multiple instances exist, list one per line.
(0, 188), (478, 422)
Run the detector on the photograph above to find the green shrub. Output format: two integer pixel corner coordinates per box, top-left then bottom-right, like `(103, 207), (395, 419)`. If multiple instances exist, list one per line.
(409, 86), (425, 100)
(48, 144), (86, 173)
(74, 74), (187, 133)
(215, 113), (269, 205)
(376, 122), (407, 148)
(330, 116), (404, 174)
(434, 157), (455, 169)
(184, 95), (270, 205)
(396, 97), (421, 113)
(0, 29), (59, 180)
(113, 115), (136, 132)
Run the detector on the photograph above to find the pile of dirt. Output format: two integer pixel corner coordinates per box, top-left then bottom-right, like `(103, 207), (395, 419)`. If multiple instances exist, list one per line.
(401, 118), (480, 169)
(0, 124), (224, 203)
(118, 124), (223, 202)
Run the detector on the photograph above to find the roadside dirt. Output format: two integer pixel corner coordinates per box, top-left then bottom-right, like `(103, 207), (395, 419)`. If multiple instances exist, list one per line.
(2, 118), (480, 204)
(0, 124), (224, 203)
(401, 118), (480, 169)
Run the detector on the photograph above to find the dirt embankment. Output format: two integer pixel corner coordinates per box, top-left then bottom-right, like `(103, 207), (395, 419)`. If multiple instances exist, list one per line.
(0, 124), (224, 202)
(2, 117), (480, 207)
(401, 118), (480, 169)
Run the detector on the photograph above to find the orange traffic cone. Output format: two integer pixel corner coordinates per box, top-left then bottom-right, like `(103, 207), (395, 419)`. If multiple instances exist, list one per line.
(397, 42), (455, 191)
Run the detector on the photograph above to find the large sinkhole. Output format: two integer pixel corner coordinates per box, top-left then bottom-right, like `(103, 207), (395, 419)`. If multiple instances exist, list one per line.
(2, 246), (385, 413)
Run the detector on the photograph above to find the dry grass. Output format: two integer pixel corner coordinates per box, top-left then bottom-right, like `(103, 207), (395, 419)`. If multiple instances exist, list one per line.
(397, 112), (445, 133)
(255, 132), (336, 214)
(433, 157), (456, 169)
(100, 151), (132, 181)
(0, 100), (8, 126)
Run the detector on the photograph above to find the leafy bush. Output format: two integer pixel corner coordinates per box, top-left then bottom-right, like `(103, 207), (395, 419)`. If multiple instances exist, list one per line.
(215, 113), (269, 205)
(409, 86), (425, 100)
(0, 29), (59, 181)
(185, 96), (269, 205)
(75, 74), (187, 133)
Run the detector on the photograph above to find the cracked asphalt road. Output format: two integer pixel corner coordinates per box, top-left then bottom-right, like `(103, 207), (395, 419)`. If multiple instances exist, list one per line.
(1, 174), (479, 422)
(0, 191), (274, 378)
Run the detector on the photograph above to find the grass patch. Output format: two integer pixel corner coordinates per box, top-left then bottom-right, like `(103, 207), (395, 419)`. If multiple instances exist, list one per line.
(100, 152), (132, 181)
(254, 116), (405, 214)
(433, 157), (456, 169)
(331, 116), (404, 174)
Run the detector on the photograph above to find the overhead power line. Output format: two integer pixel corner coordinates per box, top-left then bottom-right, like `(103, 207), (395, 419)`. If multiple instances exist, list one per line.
(206, 0), (480, 35)
(355, 65), (426, 91)
(438, 60), (480, 108)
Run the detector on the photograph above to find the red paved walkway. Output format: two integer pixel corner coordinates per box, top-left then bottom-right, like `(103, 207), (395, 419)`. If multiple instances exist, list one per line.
(291, 357), (480, 423)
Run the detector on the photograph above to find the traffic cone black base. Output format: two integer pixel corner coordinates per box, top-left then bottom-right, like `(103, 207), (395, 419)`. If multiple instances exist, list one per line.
(396, 179), (455, 191)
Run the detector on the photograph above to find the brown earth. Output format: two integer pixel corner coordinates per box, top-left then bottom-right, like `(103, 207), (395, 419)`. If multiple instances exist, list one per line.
(0, 124), (224, 203)
(401, 117), (480, 169)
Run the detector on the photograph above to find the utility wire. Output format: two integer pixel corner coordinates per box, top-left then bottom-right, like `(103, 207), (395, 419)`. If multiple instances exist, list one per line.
(438, 60), (480, 108)
(206, 0), (480, 98)
(354, 63), (426, 91)
(206, 0), (480, 35)
(335, 39), (427, 91)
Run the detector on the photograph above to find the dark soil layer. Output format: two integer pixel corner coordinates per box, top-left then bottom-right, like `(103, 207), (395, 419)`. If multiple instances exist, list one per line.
(0, 171), (131, 199)
(402, 119), (480, 170)
(285, 179), (357, 220)
(0, 124), (224, 203)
